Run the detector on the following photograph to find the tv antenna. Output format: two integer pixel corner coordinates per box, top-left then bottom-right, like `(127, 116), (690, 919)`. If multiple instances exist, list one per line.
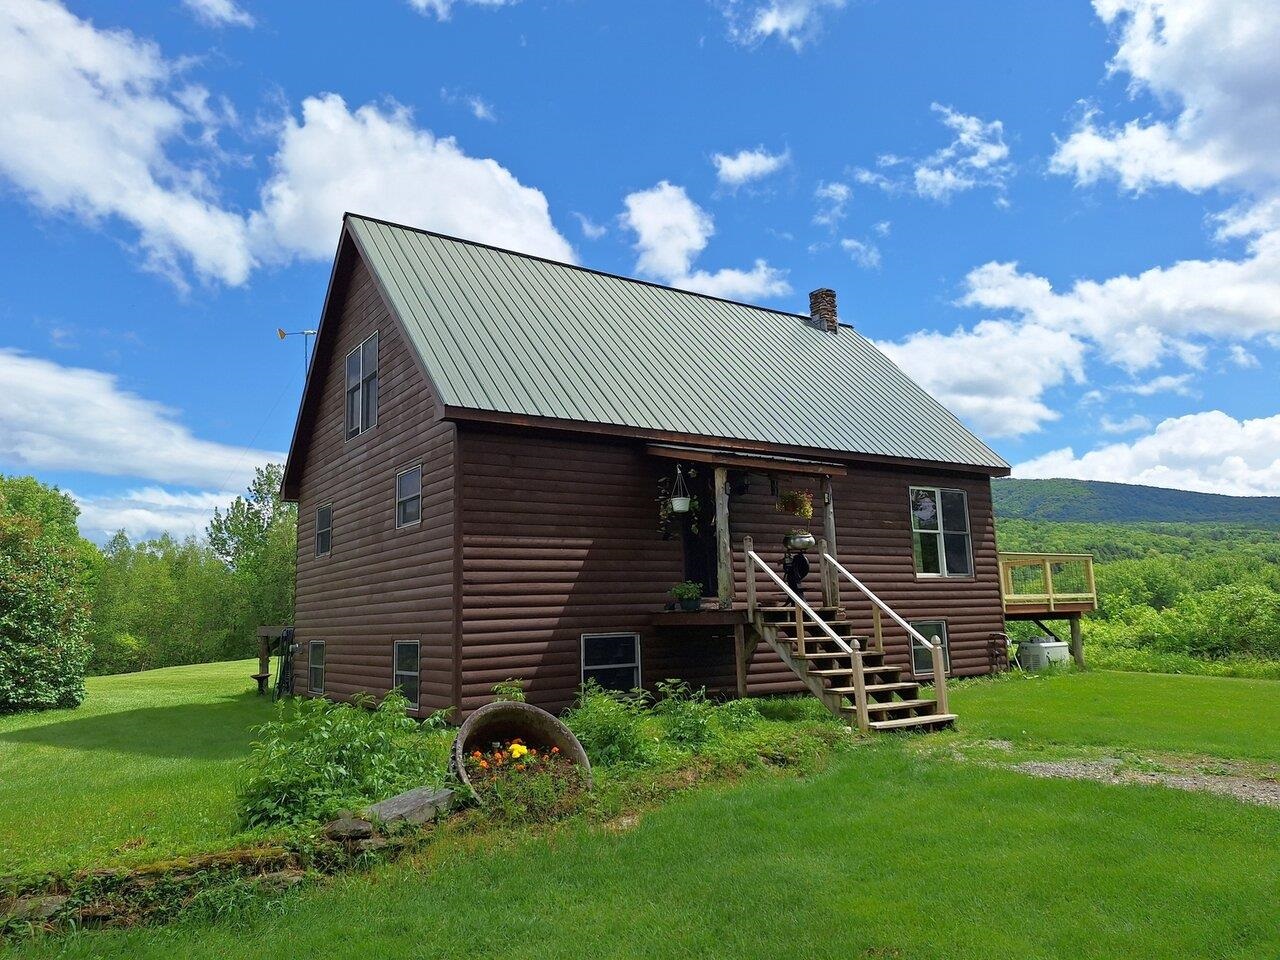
(277, 327), (318, 375)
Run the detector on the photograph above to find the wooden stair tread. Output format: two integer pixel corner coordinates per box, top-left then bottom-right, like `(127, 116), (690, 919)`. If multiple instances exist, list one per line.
(806, 667), (854, 677)
(864, 682), (920, 694)
(868, 714), (957, 731)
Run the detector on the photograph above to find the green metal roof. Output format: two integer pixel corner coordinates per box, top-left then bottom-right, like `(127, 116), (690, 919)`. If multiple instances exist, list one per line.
(346, 214), (1008, 472)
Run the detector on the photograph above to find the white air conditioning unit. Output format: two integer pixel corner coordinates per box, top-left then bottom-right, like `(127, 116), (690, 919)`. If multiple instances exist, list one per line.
(1017, 638), (1070, 671)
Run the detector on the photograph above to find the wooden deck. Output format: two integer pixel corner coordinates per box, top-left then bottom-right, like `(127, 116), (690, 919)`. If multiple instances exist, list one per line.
(999, 552), (1097, 619)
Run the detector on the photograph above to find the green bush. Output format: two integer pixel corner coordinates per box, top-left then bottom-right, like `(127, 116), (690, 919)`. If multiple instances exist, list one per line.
(653, 679), (716, 748)
(563, 682), (654, 766)
(714, 697), (763, 732)
(0, 477), (92, 713)
(237, 691), (450, 828)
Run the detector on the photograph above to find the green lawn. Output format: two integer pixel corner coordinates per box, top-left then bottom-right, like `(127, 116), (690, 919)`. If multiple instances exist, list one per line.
(952, 669), (1280, 761)
(0, 660), (271, 875)
(6, 664), (1280, 959)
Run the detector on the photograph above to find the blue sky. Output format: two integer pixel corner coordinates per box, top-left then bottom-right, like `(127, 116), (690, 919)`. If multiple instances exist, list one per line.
(1, 0), (1277, 541)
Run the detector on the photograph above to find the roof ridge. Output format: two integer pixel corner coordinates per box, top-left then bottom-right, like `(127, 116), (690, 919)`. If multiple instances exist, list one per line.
(343, 211), (814, 321)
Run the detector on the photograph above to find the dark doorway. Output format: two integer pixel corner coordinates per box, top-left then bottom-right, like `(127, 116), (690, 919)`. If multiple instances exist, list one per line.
(679, 467), (718, 598)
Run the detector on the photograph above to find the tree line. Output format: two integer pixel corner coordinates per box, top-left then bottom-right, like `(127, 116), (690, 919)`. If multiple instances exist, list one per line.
(0, 466), (294, 712)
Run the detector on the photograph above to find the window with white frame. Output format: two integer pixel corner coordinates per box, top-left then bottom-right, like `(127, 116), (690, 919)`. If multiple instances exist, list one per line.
(393, 640), (419, 709)
(909, 486), (972, 576)
(345, 332), (379, 439)
(396, 465), (422, 528)
(315, 504), (332, 557)
(308, 640), (325, 694)
(909, 620), (950, 678)
(581, 633), (640, 692)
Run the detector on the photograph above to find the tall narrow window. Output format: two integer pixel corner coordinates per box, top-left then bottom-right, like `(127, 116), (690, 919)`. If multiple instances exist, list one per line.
(909, 620), (951, 678)
(581, 633), (641, 692)
(396, 465), (422, 528)
(909, 487), (972, 577)
(314, 504), (332, 557)
(308, 640), (325, 694)
(393, 640), (419, 709)
(345, 332), (378, 439)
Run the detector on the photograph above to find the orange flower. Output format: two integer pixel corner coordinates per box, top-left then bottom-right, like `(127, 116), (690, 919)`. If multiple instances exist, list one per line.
(479, 760), (489, 769)
(471, 750), (482, 759)
(515, 763), (525, 772)
(551, 746), (560, 754)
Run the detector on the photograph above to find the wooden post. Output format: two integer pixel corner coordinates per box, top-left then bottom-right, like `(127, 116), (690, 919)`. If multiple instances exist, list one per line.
(851, 648), (870, 732)
(821, 475), (839, 609)
(1042, 558), (1055, 612)
(744, 536), (756, 618)
(795, 604), (806, 655)
(733, 623), (749, 699)
(715, 466), (733, 611)
(1069, 615), (1085, 669)
(930, 635), (950, 715)
(872, 606), (884, 653)
(818, 537), (834, 608)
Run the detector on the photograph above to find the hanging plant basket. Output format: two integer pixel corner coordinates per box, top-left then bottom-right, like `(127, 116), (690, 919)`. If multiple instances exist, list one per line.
(669, 495), (692, 514)
(777, 489), (814, 521)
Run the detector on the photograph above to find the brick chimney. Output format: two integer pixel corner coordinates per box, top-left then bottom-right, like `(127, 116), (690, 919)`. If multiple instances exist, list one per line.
(809, 288), (839, 333)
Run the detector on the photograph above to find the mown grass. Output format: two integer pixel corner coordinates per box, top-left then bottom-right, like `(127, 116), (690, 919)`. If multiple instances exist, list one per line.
(20, 740), (1280, 960)
(0, 660), (271, 875)
(951, 668), (1280, 761)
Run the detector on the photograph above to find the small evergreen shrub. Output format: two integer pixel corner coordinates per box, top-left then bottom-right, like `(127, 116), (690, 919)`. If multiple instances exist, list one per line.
(563, 681), (654, 766)
(237, 691), (450, 828)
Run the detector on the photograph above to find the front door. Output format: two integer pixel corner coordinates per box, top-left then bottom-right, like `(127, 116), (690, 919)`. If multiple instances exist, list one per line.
(679, 468), (718, 598)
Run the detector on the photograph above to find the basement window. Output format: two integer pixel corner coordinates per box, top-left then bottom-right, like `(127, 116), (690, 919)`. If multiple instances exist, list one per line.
(314, 504), (332, 557)
(909, 487), (972, 577)
(396, 465), (422, 528)
(345, 332), (379, 439)
(581, 633), (641, 692)
(909, 620), (951, 679)
(308, 640), (325, 694)
(393, 640), (419, 709)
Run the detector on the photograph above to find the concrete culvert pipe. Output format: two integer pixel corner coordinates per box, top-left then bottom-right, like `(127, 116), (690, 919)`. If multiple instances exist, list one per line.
(451, 700), (592, 797)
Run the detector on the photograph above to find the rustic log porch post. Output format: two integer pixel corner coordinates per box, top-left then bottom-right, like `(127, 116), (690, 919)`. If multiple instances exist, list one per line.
(715, 466), (733, 610)
(821, 474), (839, 608)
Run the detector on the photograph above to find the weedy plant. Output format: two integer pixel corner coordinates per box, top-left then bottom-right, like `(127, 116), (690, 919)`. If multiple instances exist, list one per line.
(653, 680), (716, 748)
(237, 691), (451, 829)
(563, 681), (655, 766)
(491, 678), (527, 702)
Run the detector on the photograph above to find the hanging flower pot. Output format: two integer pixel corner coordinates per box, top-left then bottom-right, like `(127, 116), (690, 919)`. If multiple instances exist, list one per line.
(784, 530), (816, 552)
(668, 495), (692, 513)
(777, 489), (814, 520)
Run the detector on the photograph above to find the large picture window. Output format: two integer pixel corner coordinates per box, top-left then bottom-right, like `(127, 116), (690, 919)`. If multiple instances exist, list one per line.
(396, 465), (422, 528)
(909, 487), (972, 577)
(581, 633), (640, 692)
(909, 620), (951, 678)
(345, 332), (379, 439)
(308, 640), (325, 694)
(393, 640), (419, 709)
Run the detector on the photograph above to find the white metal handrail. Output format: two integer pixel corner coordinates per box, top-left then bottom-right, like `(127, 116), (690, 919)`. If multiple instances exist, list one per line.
(823, 552), (950, 715)
(744, 540), (870, 731)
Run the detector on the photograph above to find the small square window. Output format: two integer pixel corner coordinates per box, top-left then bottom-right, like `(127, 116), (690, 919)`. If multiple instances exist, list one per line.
(909, 621), (950, 678)
(315, 504), (332, 557)
(393, 640), (419, 709)
(581, 633), (640, 692)
(308, 640), (325, 694)
(396, 465), (422, 528)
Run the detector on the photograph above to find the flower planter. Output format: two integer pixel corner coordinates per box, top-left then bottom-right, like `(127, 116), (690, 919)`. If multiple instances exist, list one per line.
(679, 597), (702, 611)
(668, 496), (692, 513)
(451, 700), (591, 799)
(784, 531), (816, 552)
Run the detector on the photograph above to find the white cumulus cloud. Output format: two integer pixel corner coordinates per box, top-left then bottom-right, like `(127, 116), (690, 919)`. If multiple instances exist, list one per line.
(712, 146), (790, 186)
(182, 0), (254, 28)
(620, 181), (789, 300)
(407, 0), (519, 21)
(717, 0), (847, 50)
(73, 487), (238, 542)
(1015, 410), (1280, 496)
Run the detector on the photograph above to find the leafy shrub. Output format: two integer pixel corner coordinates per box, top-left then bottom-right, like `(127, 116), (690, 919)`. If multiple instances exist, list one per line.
(563, 682), (654, 766)
(238, 691), (450, 828)
(0, 477), (92, 713)
(714, 697), (763, 732)
(653, 679), (716, 748)
(491, 678), (527, 702)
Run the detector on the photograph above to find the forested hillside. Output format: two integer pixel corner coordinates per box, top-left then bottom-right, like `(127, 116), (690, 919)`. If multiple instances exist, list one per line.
(993, 478), (1280, 525)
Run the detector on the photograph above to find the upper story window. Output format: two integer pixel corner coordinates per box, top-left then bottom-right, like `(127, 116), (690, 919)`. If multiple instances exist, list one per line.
(345, 332), (379, 439)
(909, 486), (972, 577)
(314, 504), (332, 558)
(396, 464), (422, 528)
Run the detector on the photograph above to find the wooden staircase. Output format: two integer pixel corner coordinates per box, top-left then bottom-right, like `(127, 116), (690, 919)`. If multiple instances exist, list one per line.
(751, 605), (956, 733)
(743, 536), (956, 734)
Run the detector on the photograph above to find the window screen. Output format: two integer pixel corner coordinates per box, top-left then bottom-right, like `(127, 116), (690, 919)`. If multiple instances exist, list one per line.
(581, 633), (640, 692)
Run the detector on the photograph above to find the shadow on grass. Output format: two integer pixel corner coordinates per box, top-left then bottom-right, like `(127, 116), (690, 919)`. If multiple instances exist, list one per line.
(0, 694), (268, 761)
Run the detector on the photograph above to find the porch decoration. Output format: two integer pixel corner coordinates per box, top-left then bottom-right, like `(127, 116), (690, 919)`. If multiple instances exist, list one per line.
(670, 580), (704, 611)
(777, 488), (814, 520)
(668, 465), (692, 513)
(783, 529), (816, 552)
(657, 465), (700, 539)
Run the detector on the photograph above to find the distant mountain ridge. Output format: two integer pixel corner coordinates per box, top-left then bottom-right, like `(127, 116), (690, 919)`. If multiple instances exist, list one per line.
(992, 478), (1280, 525)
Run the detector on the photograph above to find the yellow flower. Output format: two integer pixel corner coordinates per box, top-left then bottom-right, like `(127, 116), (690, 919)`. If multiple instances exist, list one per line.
(510, 743), (529, 759)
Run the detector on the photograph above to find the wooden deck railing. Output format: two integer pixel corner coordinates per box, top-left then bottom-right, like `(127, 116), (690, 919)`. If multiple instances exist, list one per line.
(998, 552), (1097, 613)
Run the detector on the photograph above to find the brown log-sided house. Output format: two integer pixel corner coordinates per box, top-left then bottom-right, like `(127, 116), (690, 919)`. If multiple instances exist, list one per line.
(280, 213), (1087, 732)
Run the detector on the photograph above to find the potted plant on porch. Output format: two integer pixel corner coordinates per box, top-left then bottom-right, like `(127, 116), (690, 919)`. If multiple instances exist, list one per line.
(777, 489), (814, 521)
(784, 529), (816, 552)
(669, 581), (704, 612)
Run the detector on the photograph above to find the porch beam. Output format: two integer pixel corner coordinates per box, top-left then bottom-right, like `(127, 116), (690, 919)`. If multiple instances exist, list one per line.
(645, 443), (848, 477)
(715, 466), (733, 610)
